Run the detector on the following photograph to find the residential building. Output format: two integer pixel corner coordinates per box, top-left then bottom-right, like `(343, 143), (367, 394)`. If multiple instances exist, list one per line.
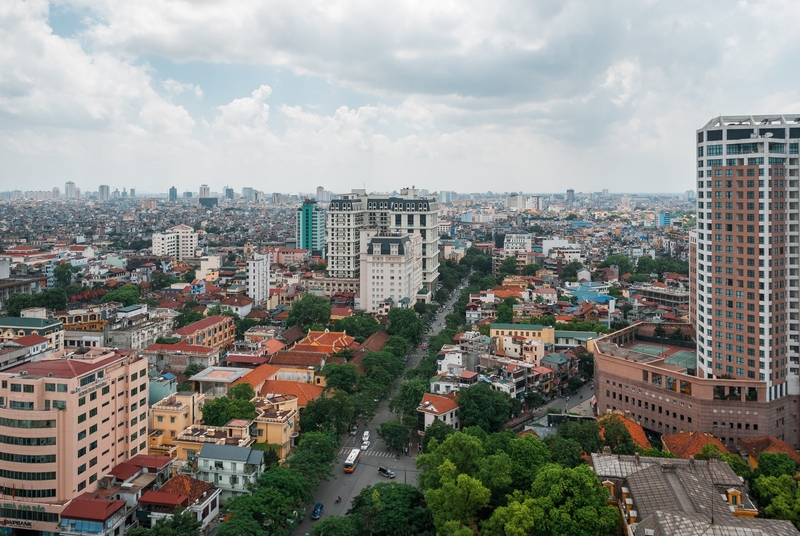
(197, 444), (265, 501)
(220, 295), (254, 317)
(138, 474), (220, 531)
(171, 421), (254, 462)
(168, 186), (177, 202)
(148, 392), (206, 457)
(0, 347), (149, 532)
(152, 224), (198, 261)
(359, 229), (423, 313)
(171, 315), (236, 350)
(246, 253), (270, 306)
(565, 189), (575, 205)
(65, 181), (76, 200)
(0, 316), (64, 351)
(143, 343), (221, 373)
(252, 394), (300, 460)
(503, 233), (532, 253)
(490, 323), (555, 353)
(199, 184), (210, 198)
(0, 273), (48, 313)
(58, 497), (130, 536)
(417, 393), (460, 432)
(188, 366), (251, 398)
(327, 188), (439, 296)
(693, 117), (800, 402)
(296, 198), (326, 258)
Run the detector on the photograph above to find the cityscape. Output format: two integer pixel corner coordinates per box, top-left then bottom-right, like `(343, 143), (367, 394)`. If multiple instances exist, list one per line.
(5, 2), (800, 536)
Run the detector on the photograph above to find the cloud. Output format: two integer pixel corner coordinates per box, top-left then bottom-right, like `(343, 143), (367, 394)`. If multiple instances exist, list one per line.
(212, 85), (272, 136)
(163, 78), (203, 99)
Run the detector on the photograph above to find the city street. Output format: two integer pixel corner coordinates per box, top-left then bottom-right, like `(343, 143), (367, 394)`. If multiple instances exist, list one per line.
(292, 283), (464, 532)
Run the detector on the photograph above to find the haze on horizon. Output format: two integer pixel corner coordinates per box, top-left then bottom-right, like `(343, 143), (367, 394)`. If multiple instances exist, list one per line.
(2, 0), (800, 195)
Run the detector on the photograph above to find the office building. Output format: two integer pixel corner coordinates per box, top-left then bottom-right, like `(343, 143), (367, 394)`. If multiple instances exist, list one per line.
(152, 224), (198, 260)
(0, 347), (149, 532)
(64, 181), (76, 200)
(505, 193), (525, 211)
(98, 185), (110, 201)
(565, 189), (575, 205)
(503, 233), (533, 253)
(224, 187), (234, 199)
(168, 186), (177, 202)
(199, 184), (210, 198)
(246, 253), (270, 306)
(296, 199), (326, 259)
(359, 229), (423, 313)
(657, 211), (672, 227)
(692, 115), (800, 401)
(327, 188), (439, 295)
(242, 187), (255, 201)
(129, 188), (135, 198)
(526, 195), (543, 210)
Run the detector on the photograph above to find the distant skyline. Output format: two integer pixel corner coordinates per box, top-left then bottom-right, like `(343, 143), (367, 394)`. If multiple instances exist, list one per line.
(3, 1), (800, 194)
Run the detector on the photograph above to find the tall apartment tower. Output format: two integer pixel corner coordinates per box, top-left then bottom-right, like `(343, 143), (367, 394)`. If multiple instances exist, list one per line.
(691, 115), (800, 407)
(169, 186), (178, 202)
(98, 184), (110, 201)
(199, 184), (210, 198)
(64, 181), (76, 200)
(247, 253), (270, 306)
(296, 199), (326, 259)
(327, 187), (439, 295)
(52, 187), (60, 200)
(152, 224), (199, 260)
(565, 189), (575, 205)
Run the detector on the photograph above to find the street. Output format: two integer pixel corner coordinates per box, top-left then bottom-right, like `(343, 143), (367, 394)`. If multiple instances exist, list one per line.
(292, 284), (464, 532)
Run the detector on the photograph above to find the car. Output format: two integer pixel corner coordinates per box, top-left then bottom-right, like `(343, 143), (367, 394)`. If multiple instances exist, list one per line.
(311, 503), (323, 520)
(361, 440), (370, 450)
(362, 431), (370, 442)
(350, 425), (358, 436)
(378, 466), (396, 478)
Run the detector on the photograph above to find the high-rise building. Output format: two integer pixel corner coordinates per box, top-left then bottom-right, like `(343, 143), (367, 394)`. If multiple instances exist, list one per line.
(505, 193), (525, 211)
(64, 181), (76, 200)
(152, 224), (199, 260)
(199, 184), (210, 198)
(657, 212), (672, 227)
(526, 195), (543, 210)
(359, 229), (423, 313)
(0, 348), (149, 530)
(566, 189), (575, 205)
(183, 191), (193, 199)
(242, 187), (255, 201)
(51, 187), (60, 200)
(246, 253), (270, 306)
(169, 186), (178, 202)
(129, 188), (135, 198)
(327, 187), (439, 294)
(692, 115), (799, 405)
(224, 187), (234, 200)
(98, 185), (110, 201)
(296, 199), (326, 259)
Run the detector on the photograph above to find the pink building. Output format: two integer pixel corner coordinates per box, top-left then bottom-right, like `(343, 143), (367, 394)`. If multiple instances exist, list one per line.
(0, 347), (149, 532)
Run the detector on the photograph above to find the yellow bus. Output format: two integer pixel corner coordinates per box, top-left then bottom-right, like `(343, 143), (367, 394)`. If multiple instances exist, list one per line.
(343, 448), (361, 473)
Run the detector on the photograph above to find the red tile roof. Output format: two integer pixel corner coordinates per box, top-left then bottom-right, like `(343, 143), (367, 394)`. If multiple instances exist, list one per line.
(738, 436), (800, 465)
(7, 334), (48, 347)
(598, 412), (651, 450)
(4, 353), (125, 378)
(139, 490), (189, 507)
(418, 393), (459, 415)
(60, 498), (126, 522)
(662, 431), (726, 459)
(260, 380), (324, 407)
(159, 474), (214, 503)
(172, 315), (231, 336)
(233, 364), (281, 389)
(269, 350), (328, 367)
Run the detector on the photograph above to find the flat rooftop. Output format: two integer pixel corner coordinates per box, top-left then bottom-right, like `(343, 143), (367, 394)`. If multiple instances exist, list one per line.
(596, 340), (696, 371)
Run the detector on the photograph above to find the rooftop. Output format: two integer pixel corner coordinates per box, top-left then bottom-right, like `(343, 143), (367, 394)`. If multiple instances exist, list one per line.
(189, 366), (250, 383)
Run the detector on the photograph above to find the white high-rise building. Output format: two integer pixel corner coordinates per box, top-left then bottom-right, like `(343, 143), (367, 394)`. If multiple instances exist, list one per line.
(247, 253), (270, 306)
(65, 181), (76, 200)
(504, 233), (532, 253)
(98, 184), (110, 201)
(152, 224), (198, 260)
(199, 184), (211, 198)
(327, 188), (439, 297)
(359, 229), (423, 313)
(692, 115), (800, 403)
(526, 195), (543, 210)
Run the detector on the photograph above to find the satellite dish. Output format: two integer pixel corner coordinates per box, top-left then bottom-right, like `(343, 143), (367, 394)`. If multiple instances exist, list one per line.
(764, 132), (774, 138)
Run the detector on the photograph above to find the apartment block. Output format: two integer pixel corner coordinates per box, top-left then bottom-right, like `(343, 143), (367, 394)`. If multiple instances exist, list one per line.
(246, 253), (270, 306)
(152, 224), (198, 261)
(0, 347), (149, 533)
(170, 315), (236, 350)
(327, 187), (439, 295)
(0, 316), (65, 351)
(359, 230), (423, 313)
(296, 198), (326, 258)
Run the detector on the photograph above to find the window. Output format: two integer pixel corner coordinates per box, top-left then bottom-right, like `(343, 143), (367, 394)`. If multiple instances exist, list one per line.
(707, 145), (722, 156)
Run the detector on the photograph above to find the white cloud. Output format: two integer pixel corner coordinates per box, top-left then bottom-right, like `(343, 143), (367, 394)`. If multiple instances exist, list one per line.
(162, 78), (203, 99)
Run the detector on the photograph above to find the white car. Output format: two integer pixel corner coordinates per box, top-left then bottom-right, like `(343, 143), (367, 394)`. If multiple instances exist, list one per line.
(362, 431), (370, 442)
(361, 441), (370, 451)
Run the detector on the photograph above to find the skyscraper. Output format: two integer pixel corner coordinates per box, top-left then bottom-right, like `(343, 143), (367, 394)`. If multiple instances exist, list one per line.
(566, 189), (575, 205)
(98, 184), (110, 201)
(296, 199), (326, 259)
(691, 115), (799, 404)
(65, 181), (76, 200)
(199, 184), (210, 198)
(327, 187), (439, 294)
(247, 253), (270, 306)
(169, 186), (177, 202)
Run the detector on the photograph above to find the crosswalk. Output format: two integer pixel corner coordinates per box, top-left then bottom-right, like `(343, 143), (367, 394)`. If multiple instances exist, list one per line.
(338, 447), (398, 459)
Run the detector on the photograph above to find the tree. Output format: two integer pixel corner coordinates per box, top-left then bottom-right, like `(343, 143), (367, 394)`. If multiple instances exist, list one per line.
(558, 420), (601, 454)
(521, 263), (541, 276)
(600, 415), (637, 455)
(150, 272), (179, 290)
(321, 362), (360, 394)
(310, 516), (360, 536)
(599, 254), (633, 276)
(101, 284), (141, 307)
(636, 255), (658, 275)
(378, 420), (411, 451)
(417, 432), (485, 491)
(693, 444), (750, 477)
(182, 270), (197, 283)
(54, 263), (81, 287)
(390, 378), (428, 428)
(228, 382), (255, 401)
(173, 308), (203, 329)
(561, 261), (583, 280)
(346, 482), (435, 536)
(387, 308), (424, 346)
(496, 296), (518, 324)
(183, 363), (202, 377)
(421, 420), (456, 453)
(425, 461), (491, 533)
(456, 383), (513, 434)
(217, 515), (267, 536)
(201, 396), (256, 426)
(499, 256), (518, 277)
(544, 436), (584, 468)
(508, 433), (552, 492)
(287, 293), (331, 331)
(434, 288), (450, 305)
(129, 507), (201, 536)
(299, 392), (355, 435)
(754, 453), (798, 480)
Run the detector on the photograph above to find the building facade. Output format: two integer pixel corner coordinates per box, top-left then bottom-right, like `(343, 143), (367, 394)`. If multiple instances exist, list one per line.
(359, 230), (423, 313)
(692, 115), (800, 403)
(246, 253), (270, 306)
(0, 348), (149, 532)
(327, 188), (439, 294)
(296, 199), (326, 259)
(170, 316), (236, 350)
(152, 224), (198, 261)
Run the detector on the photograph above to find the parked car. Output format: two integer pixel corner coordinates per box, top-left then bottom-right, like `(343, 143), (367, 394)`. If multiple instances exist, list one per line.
(378, 466), (396, 478)
(311, 503), (323, 520)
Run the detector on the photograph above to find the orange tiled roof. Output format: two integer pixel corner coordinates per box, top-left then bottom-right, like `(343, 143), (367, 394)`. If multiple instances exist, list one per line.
(662, 431), (726, 459)
(269, 350), (329, 367)
(293, 330), (358, 354)
(418, 393), (459, 415)
(233, 364), (281, 390)
(598, 412), (651, 450)
(738, 436), (800, 465)
(259, 380), (324, 407)
(159, 474), (214, 504)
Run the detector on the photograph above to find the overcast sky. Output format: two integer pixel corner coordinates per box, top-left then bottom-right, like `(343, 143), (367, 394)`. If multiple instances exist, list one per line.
(2, 1), (800, 196)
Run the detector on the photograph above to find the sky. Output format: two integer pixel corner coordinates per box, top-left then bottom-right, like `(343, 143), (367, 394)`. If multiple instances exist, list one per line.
(2, 1), (800, 196)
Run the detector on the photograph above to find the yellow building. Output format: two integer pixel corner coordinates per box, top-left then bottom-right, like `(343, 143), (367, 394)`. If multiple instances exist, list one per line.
(168, 421), (254, 462)
(252, 394), (300, 461)
(148, 392), (206, 456)
(490, 323), (555, 352)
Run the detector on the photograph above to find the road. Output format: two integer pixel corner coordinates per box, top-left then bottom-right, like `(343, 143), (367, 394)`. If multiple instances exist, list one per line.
(293, 283), (466, 533)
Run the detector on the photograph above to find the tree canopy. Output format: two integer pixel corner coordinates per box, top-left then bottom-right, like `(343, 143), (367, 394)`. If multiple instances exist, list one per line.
(456, 383), (513, 434)
(287, 293), (331, 331)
